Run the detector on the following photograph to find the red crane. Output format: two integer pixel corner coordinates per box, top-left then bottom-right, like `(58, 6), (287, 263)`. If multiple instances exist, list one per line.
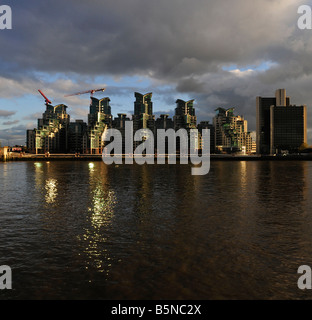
(38, 90), (52, 105)
(64, 88), (106, 98)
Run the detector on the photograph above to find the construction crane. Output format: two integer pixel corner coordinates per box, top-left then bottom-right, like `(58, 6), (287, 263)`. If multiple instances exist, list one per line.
(64, 88), (106, 98)
(38, 90), (52, 105)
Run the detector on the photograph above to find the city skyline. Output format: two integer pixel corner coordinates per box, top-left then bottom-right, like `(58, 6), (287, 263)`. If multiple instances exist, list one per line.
(1, 0), (312, 146)
(1, 85), (309, 147)
(27, 88), (308, 156)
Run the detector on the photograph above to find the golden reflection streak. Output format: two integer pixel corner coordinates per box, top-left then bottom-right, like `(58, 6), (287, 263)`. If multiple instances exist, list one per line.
(240, 161), (247, 191)
(45, 178), (58, 204)
(34, 162), (44, 190)
(89, 187), (116, 228)
(80, 163), (117, 278)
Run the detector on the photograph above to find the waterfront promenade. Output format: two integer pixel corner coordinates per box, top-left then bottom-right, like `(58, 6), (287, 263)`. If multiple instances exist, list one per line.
(1, 152), (312, 162)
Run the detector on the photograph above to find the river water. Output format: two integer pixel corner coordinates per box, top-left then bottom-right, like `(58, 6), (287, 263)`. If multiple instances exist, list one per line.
(0, 160), (312, 300)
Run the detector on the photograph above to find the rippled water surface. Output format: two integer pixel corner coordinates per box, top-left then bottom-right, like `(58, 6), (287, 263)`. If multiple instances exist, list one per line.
(1, 160), (312, 300)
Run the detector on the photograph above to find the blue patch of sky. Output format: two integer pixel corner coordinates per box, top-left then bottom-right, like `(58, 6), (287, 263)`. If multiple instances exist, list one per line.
(222, 60), (276, 72)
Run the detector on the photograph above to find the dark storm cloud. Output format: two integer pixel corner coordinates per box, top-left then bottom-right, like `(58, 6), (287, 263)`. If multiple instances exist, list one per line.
(1, 0), (311, 134)
(1, 0), (301, 77)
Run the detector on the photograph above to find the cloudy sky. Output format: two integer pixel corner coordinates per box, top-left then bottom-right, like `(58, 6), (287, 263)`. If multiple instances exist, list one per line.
(0, 0), (311, 145)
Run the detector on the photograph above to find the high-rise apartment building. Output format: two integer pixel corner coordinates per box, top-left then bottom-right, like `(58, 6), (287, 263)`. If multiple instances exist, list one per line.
(213, 107), (252, 154)
(132, 92), (155, 151)
(132, 92), (155, 131)
(256, 89), (307, 154)
(86, 97), (113, 154)
(27, 103), (70, 154)
(173, 99), (197, 131)
(88, 97), (112, 127)
(270, 105), (307, 154)
(172, 99), (198, 153)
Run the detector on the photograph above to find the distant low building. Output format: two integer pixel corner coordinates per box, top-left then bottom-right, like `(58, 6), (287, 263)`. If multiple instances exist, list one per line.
(26, 129), (36, 153)
(0, 147), (10, 160)
(155, 114), (174, 130)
